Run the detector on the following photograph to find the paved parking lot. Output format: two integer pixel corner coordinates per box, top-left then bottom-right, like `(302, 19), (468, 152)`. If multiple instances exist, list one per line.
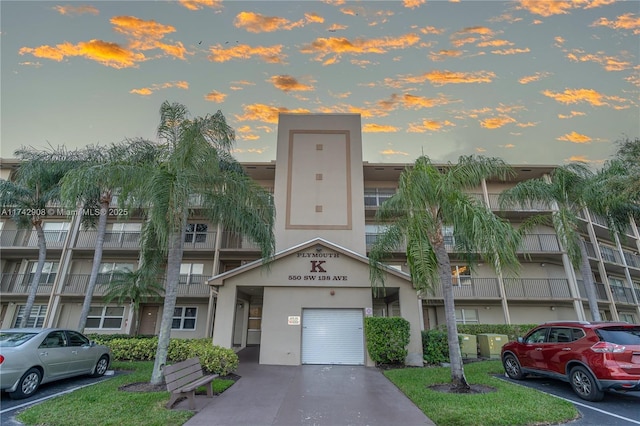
(499, 374), (640, 425)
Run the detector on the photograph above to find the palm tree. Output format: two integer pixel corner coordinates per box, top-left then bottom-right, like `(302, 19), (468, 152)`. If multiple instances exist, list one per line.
(128, 101), (276, 385)
(369, 155), (522, 392)
(0, 147), (81, 327)
(60, 140), (160, 332)
(499, 163), (602, 321)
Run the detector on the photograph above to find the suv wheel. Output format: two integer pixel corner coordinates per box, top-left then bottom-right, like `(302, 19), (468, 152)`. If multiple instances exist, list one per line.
(569, 366), (604, 402)
(503, 354), (525, 380)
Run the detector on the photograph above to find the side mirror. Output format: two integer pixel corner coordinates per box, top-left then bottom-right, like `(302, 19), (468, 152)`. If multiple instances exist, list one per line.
(517, 337), (524, 344)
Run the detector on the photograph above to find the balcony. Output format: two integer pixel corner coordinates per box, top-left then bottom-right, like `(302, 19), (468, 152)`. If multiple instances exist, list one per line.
(0, 274), (54, 295)
(576, 280), (610, 302)
(610, 286), (637, 305)
(75, 231), (142, 249)
(503, 278), (571, 299)
(219, 232), (260, 250)
(486, 193), (553, 212)
(61, 274), (211, 297)
(425, 278), (501, 299)
(624, 250), (640, 269)
(0, 230), (68, 248)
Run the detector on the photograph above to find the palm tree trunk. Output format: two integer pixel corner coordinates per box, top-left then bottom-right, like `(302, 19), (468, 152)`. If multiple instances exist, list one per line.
(150, 225), (187, 385)
(77, 198), (110, 332)
(434, 241), (470, 391)
(579, 237), (601, 321)
(20, 223), (47, 328)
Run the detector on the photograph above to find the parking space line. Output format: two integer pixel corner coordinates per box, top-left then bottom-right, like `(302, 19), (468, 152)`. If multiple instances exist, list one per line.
(554, 396), (640, 425)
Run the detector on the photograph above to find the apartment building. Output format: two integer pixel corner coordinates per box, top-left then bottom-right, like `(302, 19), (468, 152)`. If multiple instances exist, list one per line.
(1, 114), (639, 367)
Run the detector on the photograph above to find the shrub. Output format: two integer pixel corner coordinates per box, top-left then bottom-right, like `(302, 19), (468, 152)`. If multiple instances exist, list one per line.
(365, 317), (410, 365)
(422, 329), (449, 365)
(97, 336), (239, 375)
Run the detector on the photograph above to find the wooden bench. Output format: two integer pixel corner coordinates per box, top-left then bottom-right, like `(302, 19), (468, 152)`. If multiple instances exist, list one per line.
(163, 357), (219, 410)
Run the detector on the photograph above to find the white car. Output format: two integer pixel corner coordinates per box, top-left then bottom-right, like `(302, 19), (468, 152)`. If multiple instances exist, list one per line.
(0, 328), (111, 399)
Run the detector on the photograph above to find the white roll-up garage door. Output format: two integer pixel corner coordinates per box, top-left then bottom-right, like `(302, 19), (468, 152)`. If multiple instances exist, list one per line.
(301, 309), (364, 365)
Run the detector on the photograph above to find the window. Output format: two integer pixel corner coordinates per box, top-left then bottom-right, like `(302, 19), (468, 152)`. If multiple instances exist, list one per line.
(14, 305), (47, 327)
(365, 224), (391, 247)
(525, 328), (548, 344)
(86, 306), (125, 329)
(179, 263), (204, 285)
(40, 330), (67, 348)
(172, 307), (197, 330)
(454, 308), (478, 324)
(67, 330), (90, 347)
(105, 223), (141, 245)
(451, 265), (471, 286)
(619, 313), (636, 324)
(600, 245), (618, 263)
(185, 223), (208, 244)
(43, 222), (70, 243)
(548, 327), (572, 343)
(97, 263), (133, 284)
(248, 305), (262, 331)
(443, 226), (455, 246)
(609, 277), (628, 298)
(28, 262), (58, 285)
(364, 188), (395, 207)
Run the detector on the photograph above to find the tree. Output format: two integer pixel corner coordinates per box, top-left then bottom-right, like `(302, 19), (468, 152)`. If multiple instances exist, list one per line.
(499, 163), (602, 321)
(369, 155), (522, 392)
(0, 147), (81, 327)
(60, 140), (160, 332)
(128, 101), (276, 385)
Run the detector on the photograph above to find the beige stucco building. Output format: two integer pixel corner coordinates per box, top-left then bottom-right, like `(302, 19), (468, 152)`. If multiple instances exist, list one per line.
(1, 113), (639, 367)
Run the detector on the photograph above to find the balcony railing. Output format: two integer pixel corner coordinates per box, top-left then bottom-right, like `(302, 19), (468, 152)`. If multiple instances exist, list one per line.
(624, 250), (640, 269)
(610, 286), (637, 305)
(0, 274), (54, 295)
(486, 193), (553, 211)
(61, 274), (211, 297)
(219, 232), (260, 250)
(503, 278), (571, 299)
(75, 231), (142, 249)
(576, 280), (610, 301)
(425, 278), (501, 299)
(0, 230), (68, 248)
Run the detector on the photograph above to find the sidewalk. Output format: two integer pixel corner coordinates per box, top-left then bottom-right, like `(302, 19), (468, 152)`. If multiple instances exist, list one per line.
(181, 346), (435, 426)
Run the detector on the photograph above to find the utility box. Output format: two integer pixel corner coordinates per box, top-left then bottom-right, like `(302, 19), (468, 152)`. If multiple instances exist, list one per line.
(459, 334), (478, 359)
(477, 333), (508, 359)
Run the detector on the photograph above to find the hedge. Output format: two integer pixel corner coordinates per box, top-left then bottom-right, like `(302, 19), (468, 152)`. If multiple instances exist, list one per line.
(364, 317), (410, 365)
(88, 335), (238, 376)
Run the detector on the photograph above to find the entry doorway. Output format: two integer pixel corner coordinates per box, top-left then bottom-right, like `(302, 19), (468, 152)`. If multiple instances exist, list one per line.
(138, 305), (159, 335)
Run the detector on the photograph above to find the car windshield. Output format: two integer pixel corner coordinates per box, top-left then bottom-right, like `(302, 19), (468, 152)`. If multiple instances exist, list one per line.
(596, 327), (640, 345)
(0, 332), (38, 347)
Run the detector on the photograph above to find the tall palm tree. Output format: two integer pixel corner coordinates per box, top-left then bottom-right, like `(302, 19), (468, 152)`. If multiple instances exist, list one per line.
(129, 101), (276, 385)
(499, 163), (602, 321)
(60, 140), (160, 332)
(0, 147), (81, 327)
(369, 155), (522, 392)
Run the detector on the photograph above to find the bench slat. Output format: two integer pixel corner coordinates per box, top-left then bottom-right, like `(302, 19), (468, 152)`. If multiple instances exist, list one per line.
(163, 356), (220, 410)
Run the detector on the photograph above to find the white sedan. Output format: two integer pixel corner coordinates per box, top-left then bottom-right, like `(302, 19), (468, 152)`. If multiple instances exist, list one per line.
(0, 328), (111, 399)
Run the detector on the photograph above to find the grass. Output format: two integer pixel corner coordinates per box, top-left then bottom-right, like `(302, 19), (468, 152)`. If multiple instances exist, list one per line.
(16, 361), (235, 426)
(384, 360), (579, 426)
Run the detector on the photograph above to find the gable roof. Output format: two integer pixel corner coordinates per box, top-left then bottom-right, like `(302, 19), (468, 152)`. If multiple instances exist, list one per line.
(207, 237), (412, 286)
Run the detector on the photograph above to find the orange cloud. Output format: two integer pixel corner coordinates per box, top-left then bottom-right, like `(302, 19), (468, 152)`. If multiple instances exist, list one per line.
(235, 104), (311, 123)
(363, 123), (400, 133)
(407, 119), (456, 132)
(417, 70), (496, 86)
(209, 44), (286, 63)
(403, 0), (425, 8)
(130, 81), (189, 96)
(477, 39), (513, 48)
(480, 115), (516, 129)
(305, 12), (325, 23)
(503, 144), (516, 148)
(567, 51), (632, 71)
(54, 5), (99, 16)
(328, 23), (348, 31)
(591, 13), (640, 33)
(557, 132), (592, 143)
(269, 75), (314, 92)
(111, 16), (187, 59)
(19, 40), (146, 68)
(491, 48), (531, 55)
(204, 90), (227, 102)
(300, 33), (420, 65)
(429, 50), (463, 61)
(558, 111), (587, 119)
(380, 149), (409, 156)
(541, 88), (625, 107)
(234, 11), (307, 33)
(179, 0), (223, 10)
(519, 72), (551, 84)
(419, 26), (445, 35)
(517, 0), (575, 17)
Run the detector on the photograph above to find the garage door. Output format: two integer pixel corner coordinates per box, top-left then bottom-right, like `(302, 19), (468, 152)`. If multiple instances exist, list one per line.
(301, 309), (364, 365)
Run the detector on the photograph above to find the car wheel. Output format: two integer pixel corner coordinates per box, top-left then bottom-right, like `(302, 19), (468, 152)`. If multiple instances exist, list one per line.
(502, 354), (525, 380)
(9, 368), (42, 399)
(91, 355), (109, 377)
(569, 366), (604, 402)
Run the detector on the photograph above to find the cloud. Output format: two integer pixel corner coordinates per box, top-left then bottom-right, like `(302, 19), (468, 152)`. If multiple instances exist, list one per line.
(235, 103), (311, 123)
(429, 50), (463, 61)
(480, 115), (516, 129)
(269, 75), (314, 92)
(519, 72), (551, 84)
(110, 16), (187, 59)
(208, 44), (286, 63)
(327, 23), (348, 31)
(407, 119), (456, 132)
(380, 149), (409, 156)
(300, 33), (420, 65)
(591, 13), (640, 33)
(557, 131), (592, 143)
(234, 11), (322, 33)
(517, 0), (575, 17)
(477, 39), (513, 48)
(503, 144), (515, 148)
(19, 40), (146, 68)
(53, 5), (99, 16)
(558, 111), (587, 119)
(378, 93), (453, 111)
(541, 88), (627, 107)
(567, 50), (632, 71)
(363, 123), (400, 133)
(204, 90), (227, 102)
(403, 0), (425, 9)
(130, 81), (189, 96)
(305, 13), (325, 24)
(179, 0), (223, 11)
(393, 70), (496, 86)
(418, 26), (445, 35)
(491, 47), (530, 55)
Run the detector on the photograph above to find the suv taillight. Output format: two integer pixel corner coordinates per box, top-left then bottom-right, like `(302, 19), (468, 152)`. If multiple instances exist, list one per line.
(0, 354), (4, 364)
(591, 342), (625, 353)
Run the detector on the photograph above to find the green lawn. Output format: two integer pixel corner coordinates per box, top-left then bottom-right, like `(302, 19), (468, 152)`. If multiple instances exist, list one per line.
(384, 360), (579, 426)
(16, 361), (235, 426)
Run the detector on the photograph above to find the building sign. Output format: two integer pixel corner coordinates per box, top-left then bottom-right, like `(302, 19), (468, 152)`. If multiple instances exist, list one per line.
(288, 251), (349, 282)
(288, 316), (301, 325)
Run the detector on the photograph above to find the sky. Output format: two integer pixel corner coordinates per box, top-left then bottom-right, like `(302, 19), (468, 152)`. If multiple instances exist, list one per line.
(1, 0), (639, 166)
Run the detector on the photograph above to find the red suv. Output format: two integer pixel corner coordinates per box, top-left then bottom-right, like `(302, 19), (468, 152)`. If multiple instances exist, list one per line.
(501, 321), (640, 401)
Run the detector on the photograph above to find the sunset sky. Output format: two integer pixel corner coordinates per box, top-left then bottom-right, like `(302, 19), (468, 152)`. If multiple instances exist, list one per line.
(1, 0), (638, 166)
